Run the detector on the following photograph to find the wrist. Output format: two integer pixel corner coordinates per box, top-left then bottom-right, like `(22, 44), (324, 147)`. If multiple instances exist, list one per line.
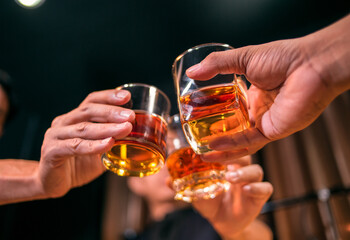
(0, 160), (46, 205)
(301, 15), (350, 97)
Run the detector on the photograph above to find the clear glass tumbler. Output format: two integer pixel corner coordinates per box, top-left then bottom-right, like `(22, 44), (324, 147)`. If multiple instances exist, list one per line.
(102, 83), (171, 177)
(173, 43), (250, 154)
(166, 114), (230, 202)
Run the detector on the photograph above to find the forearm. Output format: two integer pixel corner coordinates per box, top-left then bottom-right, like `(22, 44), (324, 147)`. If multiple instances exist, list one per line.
(302, 14), (350, 97)
(0, 159), (45, 205)
(221, 219), (273, 240)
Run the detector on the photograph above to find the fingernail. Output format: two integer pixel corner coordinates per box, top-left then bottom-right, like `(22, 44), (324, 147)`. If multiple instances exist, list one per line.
(115, 90), (128, 100)
(225, 170), (241, 182)
(187, 63), (201, 74)
(243, 185), (251, 192)
(115, 122), (130, 129)
(101, 137), (112, 145)
(119, 110), (133, 119)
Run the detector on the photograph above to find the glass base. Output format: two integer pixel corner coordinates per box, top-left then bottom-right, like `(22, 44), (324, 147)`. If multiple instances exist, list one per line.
(172, 169), (230, 203)
(192, 145), (212, 154)
(101, 141), (165, 177)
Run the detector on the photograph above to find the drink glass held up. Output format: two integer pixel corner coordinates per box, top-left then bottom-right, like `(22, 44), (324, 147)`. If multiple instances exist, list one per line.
(102, 83), (171, 177)
(166, 114), (230, 202)
(172, 43), (250, 154)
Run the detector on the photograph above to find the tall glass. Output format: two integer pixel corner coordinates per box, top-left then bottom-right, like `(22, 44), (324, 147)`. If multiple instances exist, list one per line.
(173, 43), (250, 154)
(166, 114), (230, 203)
(102, 83), (171, 177)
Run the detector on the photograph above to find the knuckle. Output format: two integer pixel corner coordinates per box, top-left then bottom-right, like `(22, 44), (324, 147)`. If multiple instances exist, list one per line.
(78, 103), (93, 117)
(41, 130), (60, 159)
(43, 127), (54, 139)
(206, 52), (230, 73)
(229, 134), (239, 145)
(104, 107), (116, 119)
(69, 138), (83, 151)
(51, 115), (63, 127)
(242, 131), (252, 145)
(80, 104), (90, 113)
(40, 144), (48, 158)
(41, 143), (55, 160)
(87, 140), (94, 151)
(206, 52), (220, 62)
(86, 91), (98, 100)
(76, 122), (89, 134)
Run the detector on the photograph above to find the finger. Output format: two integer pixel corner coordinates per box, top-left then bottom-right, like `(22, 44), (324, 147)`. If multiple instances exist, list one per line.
(225, 164), (264, 184)
(192, 193), (224, 220)
(242, 182), (274, 200)
(208, 127), (270, 151)
(47, 122), (133, 140)
(41, 137), (115, 160)
(226, 156), (252, 170)
(200, 146), (261, 164)
(80, 89), (131, 106)
(52, 103), (135, 126)
(186, 47), (251, 80)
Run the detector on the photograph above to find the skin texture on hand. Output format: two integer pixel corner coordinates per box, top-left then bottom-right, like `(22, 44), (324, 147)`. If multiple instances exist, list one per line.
(0, 88), (135, 205)
(192, 156), (273, 240)
(130, 153), (273, 239)
(186, 15), (350, 163)
(38, 89), (135, 198)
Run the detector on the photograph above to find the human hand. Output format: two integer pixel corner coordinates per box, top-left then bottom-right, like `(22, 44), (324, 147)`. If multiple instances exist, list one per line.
(192, 156), (273, 240)
(186, 15), (350, 163)
(38, 88), (135, 198)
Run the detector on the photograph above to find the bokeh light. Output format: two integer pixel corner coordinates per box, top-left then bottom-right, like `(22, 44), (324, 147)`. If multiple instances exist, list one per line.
(15, 0), (45, 9)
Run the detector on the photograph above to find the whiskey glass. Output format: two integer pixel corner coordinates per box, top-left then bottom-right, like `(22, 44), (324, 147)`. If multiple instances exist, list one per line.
(102, 83), (171, 177)
(166, 114), (230, 202)
(172, 43), (250, 154)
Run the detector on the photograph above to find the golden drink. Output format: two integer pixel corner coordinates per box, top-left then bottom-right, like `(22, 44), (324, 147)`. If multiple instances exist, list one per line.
(102, 110), (167, 177)
(180, 83), (250, 154)
(166, 147), (229, 202)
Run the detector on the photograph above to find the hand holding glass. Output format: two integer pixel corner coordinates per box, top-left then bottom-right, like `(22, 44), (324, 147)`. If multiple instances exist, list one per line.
(166, 114), (230, 203)
(102, 83), (170, 177)
(173, 43), (250, 154)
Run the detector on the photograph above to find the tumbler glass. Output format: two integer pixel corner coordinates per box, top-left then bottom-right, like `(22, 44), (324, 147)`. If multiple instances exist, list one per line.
(166, 114), (230, 202)
(102, 83), (171, 177)
(173, 43), (250, 154)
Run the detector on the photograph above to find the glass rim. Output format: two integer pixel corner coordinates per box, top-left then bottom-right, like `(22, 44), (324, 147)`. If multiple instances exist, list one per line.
(116, 82), (171, 114)
(172, 42), (233, 69)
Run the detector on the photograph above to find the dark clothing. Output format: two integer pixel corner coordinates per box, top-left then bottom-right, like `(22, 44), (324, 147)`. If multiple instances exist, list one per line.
(131, 208), (221, 240)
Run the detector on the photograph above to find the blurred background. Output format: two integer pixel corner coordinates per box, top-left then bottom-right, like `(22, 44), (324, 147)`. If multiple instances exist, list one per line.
(0, 0), (349, 239)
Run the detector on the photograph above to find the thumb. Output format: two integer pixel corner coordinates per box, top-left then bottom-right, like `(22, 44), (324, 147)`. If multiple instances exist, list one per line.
(242, 182), (273, 205)
(186, 40), (295, 91)
(186, 47), (251, 80)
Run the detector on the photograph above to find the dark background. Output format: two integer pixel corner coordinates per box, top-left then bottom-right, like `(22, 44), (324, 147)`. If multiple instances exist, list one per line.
(0, 0), (349, 239)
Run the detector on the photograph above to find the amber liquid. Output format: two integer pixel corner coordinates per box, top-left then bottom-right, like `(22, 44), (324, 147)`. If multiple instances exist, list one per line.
(166, 147), (229, 202)
(102, 110), (167, 177)
(180, 83), (250, 154)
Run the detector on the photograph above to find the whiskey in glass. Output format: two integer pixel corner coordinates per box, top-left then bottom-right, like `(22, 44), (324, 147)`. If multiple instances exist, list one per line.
(173, 43), (250, 154)
(102, 83), (170, 177)
(166, 114), (229, 202)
